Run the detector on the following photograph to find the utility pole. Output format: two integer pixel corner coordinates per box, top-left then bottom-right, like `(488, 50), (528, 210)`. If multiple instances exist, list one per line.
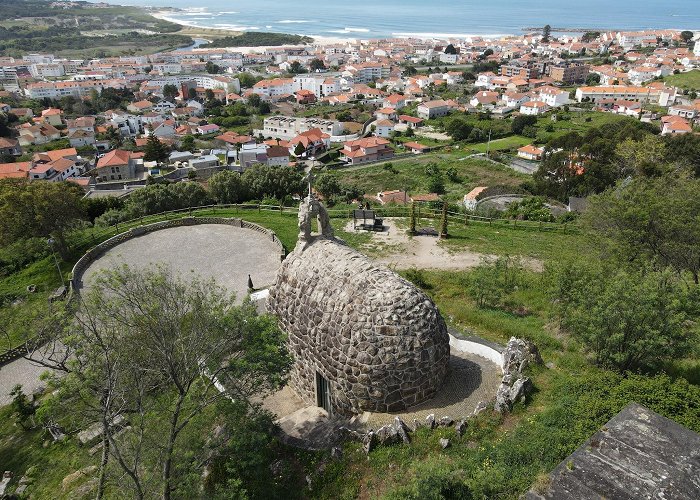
(486, 128), (492, 158)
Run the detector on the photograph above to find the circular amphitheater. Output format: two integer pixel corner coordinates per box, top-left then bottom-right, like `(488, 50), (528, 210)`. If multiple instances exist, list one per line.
(73, 218), (285, 302)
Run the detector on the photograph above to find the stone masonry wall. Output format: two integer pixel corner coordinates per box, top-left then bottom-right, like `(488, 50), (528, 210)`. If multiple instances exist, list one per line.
(267, 236), (450, 416)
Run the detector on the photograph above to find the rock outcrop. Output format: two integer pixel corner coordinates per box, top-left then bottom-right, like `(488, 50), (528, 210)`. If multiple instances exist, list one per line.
(494, 337), (542, 413)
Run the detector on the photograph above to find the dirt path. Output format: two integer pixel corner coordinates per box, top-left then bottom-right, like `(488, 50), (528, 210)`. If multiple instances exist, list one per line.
(344, 219), (494, 270)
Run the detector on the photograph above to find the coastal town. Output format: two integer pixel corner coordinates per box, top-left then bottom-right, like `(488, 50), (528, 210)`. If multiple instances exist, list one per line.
(1, 26), (698, 199)
(1, 0), (700, 497)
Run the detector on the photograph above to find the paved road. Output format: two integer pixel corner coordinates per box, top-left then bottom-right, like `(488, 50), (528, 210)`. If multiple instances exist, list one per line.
(0, 357), (52, 406)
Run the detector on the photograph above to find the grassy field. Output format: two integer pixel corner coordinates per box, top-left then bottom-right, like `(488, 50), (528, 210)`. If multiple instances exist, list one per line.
(1, 208), (698, 499)
(330, 153), (528, 202)
(462, 135), (532, 153)
(0, 405), (94, 499)
(309, 266), (700, 499)
(664, 70), (700, 90)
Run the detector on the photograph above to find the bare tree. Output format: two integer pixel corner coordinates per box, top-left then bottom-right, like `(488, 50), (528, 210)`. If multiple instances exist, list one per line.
(14, 265), (290, 498)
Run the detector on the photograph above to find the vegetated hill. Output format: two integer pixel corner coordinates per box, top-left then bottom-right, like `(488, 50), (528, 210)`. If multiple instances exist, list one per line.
(203, 32), (314, 48)
(0, 0), (191, 57)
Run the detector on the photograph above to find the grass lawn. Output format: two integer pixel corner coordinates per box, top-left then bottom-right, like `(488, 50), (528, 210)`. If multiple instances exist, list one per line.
(534, 111), (634, 141)
(330, 153), (528, 203)
(664, 70), (700, 90)
(463, 135), (532, 153)
(1, 207), (698, 499)
(309, 268), (700, 499)
(0, 405), (94, 499)
(440, 221), (585, 261)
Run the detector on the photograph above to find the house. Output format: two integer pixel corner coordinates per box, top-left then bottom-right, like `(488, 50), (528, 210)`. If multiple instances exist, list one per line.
(0, 137), (21, 157)
(265, 145), (290, 167)
(295, 89), (317, 104)
(374, 119), (395, 138)
(151, 100), (176, 113)
(256, 116), (343, 141)
(517, 144), (544, 161)
(0, 161), (31, 180)
(40, 108), (63, 126)
(28, 163), (59, 182)
(398, 115), (424, 128)
(376, 189), (410, 205)
(463, 186), (488, 210)
(215, 131), (256, 149)
(661, 116), (692, 135)
(417, 100), (451, 119)
(68, 129), (96, 148)
(536, 86), (570, 107)
(147, 120), (177, 138)
(384, 94), (408, 109)
(196, 124), (221, 135)
(519, 101), (550, 115)
(95, 149), (138, 182)
(375, 107), (397, 121)
(18, 123), (61, 146)
(470, 91), (500, 108)
(188, 155), (220, 170)
(403, 142), (430, 154)
(341, 137), (394, 165)
(501, 92), (531, 109)
(127, 100), (154, 114)
(67, 116), (96, 135)
(288, 128), (330, 157)
(33, 147), (78, 164)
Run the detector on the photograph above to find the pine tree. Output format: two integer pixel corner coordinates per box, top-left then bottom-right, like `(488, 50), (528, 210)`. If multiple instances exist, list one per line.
(143, 133), (168, 163)
(542, 25), (552, 43)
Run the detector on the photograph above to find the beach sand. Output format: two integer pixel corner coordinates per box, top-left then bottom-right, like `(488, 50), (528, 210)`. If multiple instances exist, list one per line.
(152, 10), (357, 52)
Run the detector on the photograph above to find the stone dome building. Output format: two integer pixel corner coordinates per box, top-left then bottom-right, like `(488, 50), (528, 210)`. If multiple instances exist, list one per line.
(267, 196), (450, 415)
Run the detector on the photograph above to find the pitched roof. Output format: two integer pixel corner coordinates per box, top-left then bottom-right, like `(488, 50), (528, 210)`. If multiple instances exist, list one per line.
(0, 161), (31, 179)
(97, 149), (132, 169)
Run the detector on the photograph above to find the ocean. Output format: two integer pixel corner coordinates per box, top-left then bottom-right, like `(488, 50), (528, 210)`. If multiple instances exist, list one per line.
(101, 0), (700, 39)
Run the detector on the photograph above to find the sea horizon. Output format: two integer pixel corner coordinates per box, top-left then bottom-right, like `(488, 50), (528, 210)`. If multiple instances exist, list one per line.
(95, 0), (700, 41)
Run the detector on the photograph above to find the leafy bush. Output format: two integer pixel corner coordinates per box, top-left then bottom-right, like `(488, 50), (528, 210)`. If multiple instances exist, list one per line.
(504, 197), (554, 222)
(550, 262), (697, 373)
(465, 256), (526, 309)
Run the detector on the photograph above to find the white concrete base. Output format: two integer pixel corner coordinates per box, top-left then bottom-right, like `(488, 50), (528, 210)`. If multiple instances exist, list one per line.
(449, 334), (504, 372)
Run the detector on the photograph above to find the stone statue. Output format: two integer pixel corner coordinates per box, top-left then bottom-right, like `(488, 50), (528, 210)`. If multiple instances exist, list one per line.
(297, 170), (333, 248)
(297, 194), (334, 248)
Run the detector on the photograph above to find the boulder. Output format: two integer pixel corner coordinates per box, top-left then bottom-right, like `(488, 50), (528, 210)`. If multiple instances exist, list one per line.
(392, 417), (411, 444)
(330, 447), (343, 460)
(495, 337), (541, 414)
(455, 420), (467, 437)
(426, 414), (436, 429)
(473, 401), (489, 416)
(509, 377), (533, 405)
(502, 337), (542, 376)
(363, 431), (378, 454)
(61, 466), (97, 491)
(438, 416), (454, 427)
(439, 438), (451, 449)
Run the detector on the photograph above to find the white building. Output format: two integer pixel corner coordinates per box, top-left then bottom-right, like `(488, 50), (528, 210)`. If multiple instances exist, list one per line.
(520, 101), (550, 115)
(293, 75), (341, 98)
(417, 100), (451, 119)
(374, 119), (395, 138)
(536, 87), (570, 107)
(255, 116), (344, 141)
